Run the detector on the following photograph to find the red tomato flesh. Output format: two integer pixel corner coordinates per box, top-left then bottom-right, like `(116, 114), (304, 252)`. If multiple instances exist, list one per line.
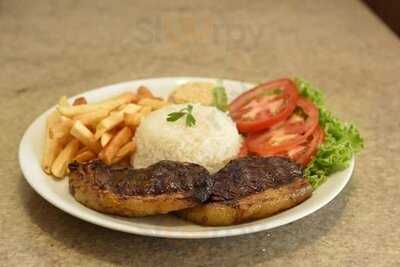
(229, 78), (299, 133)
(294, 126), (325, 165)
(282, 126), (324, 165)
(246, 98), (319, 156)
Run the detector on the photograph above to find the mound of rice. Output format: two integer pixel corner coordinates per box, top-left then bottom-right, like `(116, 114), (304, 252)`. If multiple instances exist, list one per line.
(132, 104), (242, 173)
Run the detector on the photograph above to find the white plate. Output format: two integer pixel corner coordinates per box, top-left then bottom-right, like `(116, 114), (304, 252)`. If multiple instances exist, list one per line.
(19, 77), (354, 239)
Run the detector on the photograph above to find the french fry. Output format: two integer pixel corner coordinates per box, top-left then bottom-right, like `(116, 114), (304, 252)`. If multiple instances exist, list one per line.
(119, 157), (132, 165)
(94, 111), (123, 140)
(42, 111), (63, 174)
(123, 103), (142, 114)
(137, 98), (168, 110)
(117, 104), (128, 111)
(50, 116), (74, 139)
(111, 141), (136, 164)
(124, 106), (152, 128)
(140, 106), (152, 116)
(43, 138), (63, 175)
(100, 127), (134, 164)
(101, 131), (113, 147)
(43, 87), (166, 177)
(58, 96), (70, 108)
(42, 112), (74, 175)
(74, 148), (96, 162)
(127, 93), (139, 103)
(73, 97), (87, 106)
(58, 92), (135, 117)
(124, 113), (140, 128)
(76, 146), (88, 155)
(51, 139), (80, 178)
(94, 104), (141, 140)
(137, 86), (154, 99)
(73, 109), (109, 126)
(70, 120), (101, 153)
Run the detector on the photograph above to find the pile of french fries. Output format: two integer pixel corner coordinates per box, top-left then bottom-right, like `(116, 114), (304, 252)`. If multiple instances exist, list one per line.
(41, 86), (168, 178)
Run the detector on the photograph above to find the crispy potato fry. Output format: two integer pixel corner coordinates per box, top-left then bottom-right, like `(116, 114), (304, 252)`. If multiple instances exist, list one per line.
(58, 96), (70, 108)
(137, 86), (154, 99)
(101, 131), (113, 147)
(117, 104), (128, 111)
(94, 104), (141, 140)
(137, 98), (168, 110)
(74, 149), (96, 162)
(123, 103), (142, 114)
(73, 109), (109, 126)
(128, 93), (139, 103)
(111, 141), (136, 164)
(113, 157), (131, 166)
(42, 112), (74, 175)
(70, 120), (101, 153)
(50, 116), (74, 139)
(140, 106), (152, 116)
(43, 87), (165, 177)
(42, 111), (63, 174)
(57, 135), (73, 147)
(51, 139), (80, 178)
(42, 138), (63, 174)
(117, 102), (141, 112)
(100, 127), (133, 164)
(124, 106), (152, 128)
(73, 97), (87, 106)
(58, 92), (135, 117)
(123, 113), (140, 128)
(94, 112), (123, 140)
(76, 146), (88, 155)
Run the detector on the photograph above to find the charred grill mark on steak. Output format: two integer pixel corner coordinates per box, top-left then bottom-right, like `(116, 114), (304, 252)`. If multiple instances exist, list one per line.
(68, 160), (213, 202)
(68, 156), (310, 219)
(210, 156), (304, 202)
(69, 156), (304, 203)
(177, 156), (311, 225)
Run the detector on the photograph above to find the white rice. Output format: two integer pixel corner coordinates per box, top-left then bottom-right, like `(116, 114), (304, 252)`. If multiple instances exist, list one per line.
(132, 104), (242, 173)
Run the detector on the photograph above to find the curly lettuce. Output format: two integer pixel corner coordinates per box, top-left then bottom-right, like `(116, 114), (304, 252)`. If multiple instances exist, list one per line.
(294, 78), (363, 188)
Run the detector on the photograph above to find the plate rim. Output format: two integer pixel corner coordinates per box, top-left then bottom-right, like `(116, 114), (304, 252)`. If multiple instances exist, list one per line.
(18, 76), (354, 239)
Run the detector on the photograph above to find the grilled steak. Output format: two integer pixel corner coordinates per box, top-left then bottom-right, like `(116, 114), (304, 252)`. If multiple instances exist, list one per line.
(69, 156), (312, 224)
(178, 156), (313, 226)
(69, 160), (212, 216)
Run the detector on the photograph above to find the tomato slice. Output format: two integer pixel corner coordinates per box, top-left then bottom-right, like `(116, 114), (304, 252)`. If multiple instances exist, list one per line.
(294, 126), (325, 165)
(246, 98), (319, 155)
(229, 78), (299, 133)
(282, 126), (324, 165)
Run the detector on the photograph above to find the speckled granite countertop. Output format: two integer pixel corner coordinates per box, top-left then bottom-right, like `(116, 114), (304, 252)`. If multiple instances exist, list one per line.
(1, 0), (399, 266)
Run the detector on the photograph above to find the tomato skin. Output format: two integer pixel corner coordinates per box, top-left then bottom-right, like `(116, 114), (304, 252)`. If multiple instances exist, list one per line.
(229, 78), (299, 133)
(295, 126), (324, 165)
(246, 98), (319, 155)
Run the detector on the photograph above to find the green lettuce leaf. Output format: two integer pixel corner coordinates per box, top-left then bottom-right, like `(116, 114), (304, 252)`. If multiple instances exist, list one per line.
(213, 80), (228, 112)
(294, 78), (364, 188)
